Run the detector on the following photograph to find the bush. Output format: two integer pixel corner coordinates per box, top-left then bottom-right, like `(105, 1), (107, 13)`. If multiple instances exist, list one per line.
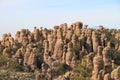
(7, 59), (22, 71)
(37, 44), (44, 53)
(0, 54), (8, 67)
(111, 50), (120, 65)
(58, 63), (71, 75)
(36, 44), (44, 69)
(72, 60), (92, 80)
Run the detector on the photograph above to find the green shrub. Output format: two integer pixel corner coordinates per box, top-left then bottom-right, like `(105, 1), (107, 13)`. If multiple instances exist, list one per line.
(36, 44), (44, 69)
(72, 60), (92, 80)
(7, 59), (22, 71)
(58, 63), (71, 75)
(37, 44), (44, 53)
(111, 50), (120, 65)
(0, 54), (8, 67)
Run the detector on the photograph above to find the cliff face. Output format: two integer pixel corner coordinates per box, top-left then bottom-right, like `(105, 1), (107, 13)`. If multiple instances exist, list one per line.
(0, 22), (120, 80)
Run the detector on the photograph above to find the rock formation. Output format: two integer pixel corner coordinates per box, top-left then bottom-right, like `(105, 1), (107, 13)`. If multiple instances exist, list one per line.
(0, 21), (120, 80)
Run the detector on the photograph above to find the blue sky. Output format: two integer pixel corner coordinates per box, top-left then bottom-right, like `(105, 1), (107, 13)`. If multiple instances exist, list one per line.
(0, 0), (120, 38)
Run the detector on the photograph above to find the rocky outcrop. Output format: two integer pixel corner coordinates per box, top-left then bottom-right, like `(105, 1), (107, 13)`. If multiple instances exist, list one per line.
(0, 21), (120, 80)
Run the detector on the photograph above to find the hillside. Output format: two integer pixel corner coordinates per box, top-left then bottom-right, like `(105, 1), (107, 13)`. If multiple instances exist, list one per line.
(0, 22), (120, 80)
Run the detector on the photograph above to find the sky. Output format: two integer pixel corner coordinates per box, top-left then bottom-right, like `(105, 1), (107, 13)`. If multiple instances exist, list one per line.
(0, 0), (120, 38)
